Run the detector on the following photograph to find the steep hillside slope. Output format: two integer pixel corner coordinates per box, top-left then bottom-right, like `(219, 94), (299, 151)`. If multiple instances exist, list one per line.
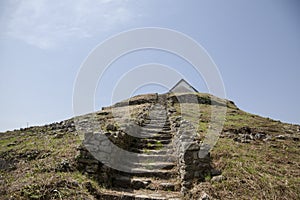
(0, 92), (299, 199)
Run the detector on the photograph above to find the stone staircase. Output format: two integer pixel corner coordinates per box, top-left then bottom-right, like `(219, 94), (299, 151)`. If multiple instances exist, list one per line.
(107, 103), (181, 199)
(76, 93), (214, 199)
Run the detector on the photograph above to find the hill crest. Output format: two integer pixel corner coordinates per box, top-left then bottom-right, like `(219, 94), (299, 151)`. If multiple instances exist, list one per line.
(0, 92), (299, 199)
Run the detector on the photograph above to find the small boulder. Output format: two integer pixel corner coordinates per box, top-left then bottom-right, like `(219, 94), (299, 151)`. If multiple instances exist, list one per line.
(199, 192), (210, 200)
(275, 135), (287, 140)
(106, 124), (117, 131)
(210, 168), (222, 176)
(56, 159), (72, 172)
(211, 175), (226, 183)
(254, 133), (266, 140)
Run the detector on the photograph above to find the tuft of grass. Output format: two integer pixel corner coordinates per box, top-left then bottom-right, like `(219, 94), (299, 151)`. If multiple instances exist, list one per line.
(155, 141), (163, 150)
(204, 173), (212, 182)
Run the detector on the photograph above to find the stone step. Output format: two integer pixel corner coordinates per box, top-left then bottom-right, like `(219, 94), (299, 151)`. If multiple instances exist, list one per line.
(148, 108), (167, 112)
(117, 119), (170, 128)
(134, 143), (170, 150)
(135, 140), (172, 146)
(141, 149), (175, 155)
(145, 116), (168, 121)
(138, 131), (171, 137)
(119, 168), (177, 179)
(120, 125), (172, 132)
(149, 106), (166, 110)
(140, 126), (171, 132)
(141, 124), (171, 129)
(137, 154), (176, 162)
(139, 129), (172, 136)
(99, 188), (182, 200)
(141, 139), (171, 145)
(144, 120), (168, 124)
(130, 132), (172, 140)
(142, 134), (172, 140)
(112, 176), (180, 191)
(118, 154), (175, 162)
(144, 116), (169, 120)
(148, 113), (167, 118)
(152, 135), (173, 140)
(129, 148), (174, 155)
(142, 120), (170, 125)
(139, 132), (172, 139)
(119, 161), (176, 171)
(146, 118), (168, 121)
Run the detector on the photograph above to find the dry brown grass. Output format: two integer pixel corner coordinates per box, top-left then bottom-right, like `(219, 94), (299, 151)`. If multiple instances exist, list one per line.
(189, 137), (300, 199)
(173, 97), (300, 200)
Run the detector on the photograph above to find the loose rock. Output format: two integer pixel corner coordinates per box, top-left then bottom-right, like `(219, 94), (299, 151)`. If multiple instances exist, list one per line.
(211, 175), (226, 183)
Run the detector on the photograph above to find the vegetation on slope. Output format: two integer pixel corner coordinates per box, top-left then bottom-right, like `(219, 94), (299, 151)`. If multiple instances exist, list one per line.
(0, 93), (299, 199)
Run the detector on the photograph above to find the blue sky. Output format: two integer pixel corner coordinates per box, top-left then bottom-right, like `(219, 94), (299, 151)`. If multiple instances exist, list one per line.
(0, 0), (299, 131)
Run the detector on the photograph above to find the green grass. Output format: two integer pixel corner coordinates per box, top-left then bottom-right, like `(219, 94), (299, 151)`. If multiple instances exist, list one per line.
(155, 141), (163, 150)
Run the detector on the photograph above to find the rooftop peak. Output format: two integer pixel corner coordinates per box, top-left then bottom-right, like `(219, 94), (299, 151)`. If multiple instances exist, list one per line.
(169, 79), (198, 93)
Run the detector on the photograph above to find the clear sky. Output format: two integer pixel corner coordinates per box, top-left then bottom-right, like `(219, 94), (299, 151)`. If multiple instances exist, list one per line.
(0, 0), (299, 132)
